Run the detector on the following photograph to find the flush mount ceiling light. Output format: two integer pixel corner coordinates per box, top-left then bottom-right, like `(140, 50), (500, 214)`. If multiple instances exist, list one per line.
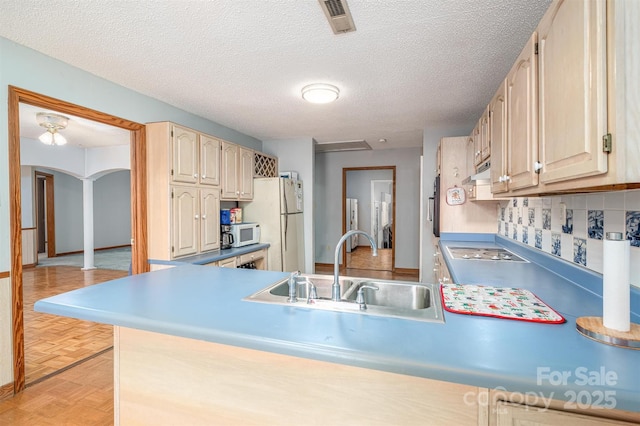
(36, 112), (69, 146)
(301, 83), (340, 104)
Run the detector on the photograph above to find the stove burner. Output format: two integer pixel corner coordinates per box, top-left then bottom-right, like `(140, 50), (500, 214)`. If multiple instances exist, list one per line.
(446, 246), (528, 262)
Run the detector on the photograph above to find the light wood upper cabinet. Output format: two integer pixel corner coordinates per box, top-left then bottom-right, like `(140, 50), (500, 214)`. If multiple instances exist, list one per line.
(221, 140), (254, 201)
(239, 146), (254, 200)
(200, 135), (221, 186)
(170, 125), (221, 186)
(505, 32), (539, 193)
(172, 126), (199, 184)
(479, 108), (490, 164)
(489, 79), (508, 193)
(147, 122), (222, 260)
(537, 0), (608, 184)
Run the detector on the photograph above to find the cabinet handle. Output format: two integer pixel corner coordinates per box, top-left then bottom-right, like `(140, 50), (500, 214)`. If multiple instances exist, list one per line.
(202, 174), (206, 178)
(442, 277), (450, 282)
(534, 161), (543, 173)
(202, 214), (207, 219)
(194, 173), (198, 178)
(195, 214), (200, 220)
(236, 191), (240, 195)
(503, 175), (511, 182)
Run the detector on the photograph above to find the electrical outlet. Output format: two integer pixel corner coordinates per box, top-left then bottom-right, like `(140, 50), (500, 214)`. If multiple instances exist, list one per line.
(560, 202), (567, 223)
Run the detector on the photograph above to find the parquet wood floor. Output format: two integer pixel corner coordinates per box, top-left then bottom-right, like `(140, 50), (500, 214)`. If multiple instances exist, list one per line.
(346, 246), (393, 271)
(317, 248), (418, 282)
(0, 349), (114, 425)
(22, 266), (127, 384)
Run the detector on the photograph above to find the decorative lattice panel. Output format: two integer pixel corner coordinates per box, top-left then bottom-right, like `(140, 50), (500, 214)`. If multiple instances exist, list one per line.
(254, 152), (278, 177)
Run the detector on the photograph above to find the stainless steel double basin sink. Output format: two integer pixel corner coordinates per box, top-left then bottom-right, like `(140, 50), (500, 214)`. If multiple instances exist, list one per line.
(244, 274), (445, 323)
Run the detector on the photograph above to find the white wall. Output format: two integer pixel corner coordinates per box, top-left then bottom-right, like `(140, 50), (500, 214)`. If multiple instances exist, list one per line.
(262, 137), (314, 274)
(346, 169), (394, 247)
(20, 166), (34, 227)
(315, 148), (421, 269)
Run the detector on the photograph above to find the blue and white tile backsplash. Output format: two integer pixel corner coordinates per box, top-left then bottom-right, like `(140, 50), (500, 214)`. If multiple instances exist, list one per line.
(497, 189), (640, 288)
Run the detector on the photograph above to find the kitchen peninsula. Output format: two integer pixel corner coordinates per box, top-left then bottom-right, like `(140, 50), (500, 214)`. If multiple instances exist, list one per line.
(35, 235), (640, 425)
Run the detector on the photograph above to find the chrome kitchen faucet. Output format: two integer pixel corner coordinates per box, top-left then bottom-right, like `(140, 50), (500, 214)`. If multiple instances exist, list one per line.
(332, 230), (378, 302)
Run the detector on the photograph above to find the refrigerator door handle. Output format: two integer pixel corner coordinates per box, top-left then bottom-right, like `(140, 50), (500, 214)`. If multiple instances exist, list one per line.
(284, 213), (288, 251)
(283, 181), (289, 216)
(427, 197), (434, 222)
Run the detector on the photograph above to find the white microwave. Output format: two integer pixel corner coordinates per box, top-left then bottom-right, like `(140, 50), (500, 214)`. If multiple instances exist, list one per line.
(229, 223), (260, 248)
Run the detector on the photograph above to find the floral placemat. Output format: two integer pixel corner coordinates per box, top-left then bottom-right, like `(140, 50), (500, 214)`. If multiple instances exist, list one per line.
(441, 283), (565, 324)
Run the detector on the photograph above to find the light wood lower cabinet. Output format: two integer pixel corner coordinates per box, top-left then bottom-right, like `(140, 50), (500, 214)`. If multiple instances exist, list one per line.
(208, 248), (268, 269)
(495, 401), (639, 426)
(217, 256), (237, 268)
(114, 327), (486, 425)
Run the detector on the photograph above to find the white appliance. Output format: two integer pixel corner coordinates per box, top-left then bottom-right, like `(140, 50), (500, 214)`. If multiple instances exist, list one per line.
(242, 178), (304, 272)
(229, 223), (261, 248)
(345, 198), (359, 252)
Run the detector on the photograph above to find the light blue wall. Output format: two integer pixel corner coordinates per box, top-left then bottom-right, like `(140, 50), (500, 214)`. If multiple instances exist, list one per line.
(315, 148), (422, 269)
(0, 36), (262, 271)
(0, 36), (263, 385)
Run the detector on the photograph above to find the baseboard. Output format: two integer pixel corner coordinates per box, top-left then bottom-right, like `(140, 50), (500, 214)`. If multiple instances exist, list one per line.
(0, 381), (14, 401)
(0, 271), (9, 279)
(394, 268), (419, 275)
(315, 263), (334, 268)
(55, 244), (132, 257)
(22, 263), (36, 269)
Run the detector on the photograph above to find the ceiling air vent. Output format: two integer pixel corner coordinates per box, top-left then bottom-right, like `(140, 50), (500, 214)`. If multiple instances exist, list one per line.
(315, 139), (371, 153)
(318, 0), (356, 34)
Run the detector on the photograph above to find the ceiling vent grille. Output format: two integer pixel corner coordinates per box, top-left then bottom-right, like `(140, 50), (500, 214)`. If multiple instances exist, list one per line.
(315, 139), (371, 153)
(318, 0), (356, 34)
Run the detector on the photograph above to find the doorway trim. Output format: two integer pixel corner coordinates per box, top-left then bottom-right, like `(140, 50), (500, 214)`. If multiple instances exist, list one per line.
(341, 166), (396, 271)
(34, 171), (56, 258)
(8, 86), (148, 394)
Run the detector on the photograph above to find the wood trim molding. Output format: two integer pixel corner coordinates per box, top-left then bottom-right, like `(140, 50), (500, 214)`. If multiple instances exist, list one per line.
(0, 271), (10, 279)
(341, 166), (397, 272)
(0, 381), (14, 401)
(8, 85), (148, 394)
(35, 171), (56, 257)
(394, 268), (419, 275)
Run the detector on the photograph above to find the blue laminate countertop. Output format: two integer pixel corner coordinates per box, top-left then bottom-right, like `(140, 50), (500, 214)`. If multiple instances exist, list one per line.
(148, 243), (270, 266)
(35, 235), (640, 413)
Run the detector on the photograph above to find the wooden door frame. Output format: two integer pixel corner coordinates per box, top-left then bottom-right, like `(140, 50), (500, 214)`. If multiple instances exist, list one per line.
(34, 171), (56, 258)
(341, 166), (396, 271)
(8, 86), (148, 394)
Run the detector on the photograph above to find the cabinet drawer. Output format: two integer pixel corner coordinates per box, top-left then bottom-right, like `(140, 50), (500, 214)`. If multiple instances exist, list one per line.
(239, 249), (265, 265)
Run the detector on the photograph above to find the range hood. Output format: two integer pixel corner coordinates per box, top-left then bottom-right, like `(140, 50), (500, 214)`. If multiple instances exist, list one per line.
(462, 161), (491, 184)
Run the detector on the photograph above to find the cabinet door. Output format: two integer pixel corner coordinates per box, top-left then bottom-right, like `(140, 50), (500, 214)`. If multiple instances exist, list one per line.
(496, 401), (637, 426)
(218, 257), (237, 268)
(472, 123), (481, 168)
(221, 141), (239, 199)
(538, 0), (607, 183)
(489, 79), (508, 193)
(172, 126), (199, 184)
(239, 147), (254, 200)
(480, 109), (490, 162)
(200, 188), (220, 252)
(200, 136), (221, 186)
(506, 32), (539, 192)
(172, 186), (199, 258)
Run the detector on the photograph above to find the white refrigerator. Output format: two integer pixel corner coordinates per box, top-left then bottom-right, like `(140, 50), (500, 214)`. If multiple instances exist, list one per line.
(345, 198), (359, 252)
(242, 178), (305, 273)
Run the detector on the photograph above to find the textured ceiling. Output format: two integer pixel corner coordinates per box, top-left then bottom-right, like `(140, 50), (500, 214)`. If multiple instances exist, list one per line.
(1, 0), (552, 150)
